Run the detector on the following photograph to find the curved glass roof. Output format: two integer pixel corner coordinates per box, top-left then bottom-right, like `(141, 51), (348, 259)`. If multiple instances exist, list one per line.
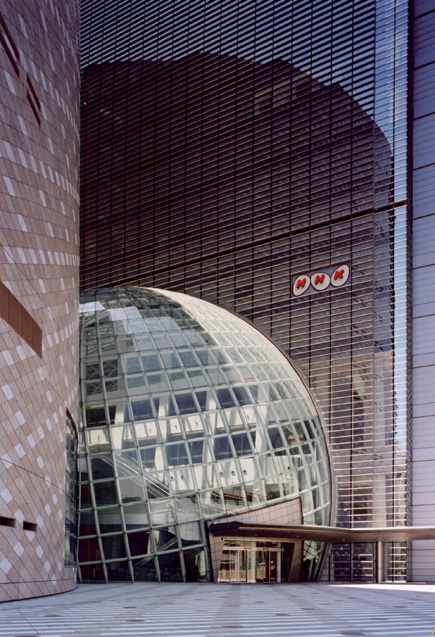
(78, 287), (331, 583)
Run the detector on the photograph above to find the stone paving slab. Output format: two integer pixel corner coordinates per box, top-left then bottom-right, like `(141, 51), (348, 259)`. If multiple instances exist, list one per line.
(0, 583), (434, 637)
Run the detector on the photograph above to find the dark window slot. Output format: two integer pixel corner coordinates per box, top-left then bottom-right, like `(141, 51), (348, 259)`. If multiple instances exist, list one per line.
(0, 516), (15, 527)
(0, 280), (42, 356)
(27, 75), (41, 111)
(0, 14), (20, 77)
(0, 32), (19, 76)
(27, 90), (41, 126)
(23, 521), (37, 532)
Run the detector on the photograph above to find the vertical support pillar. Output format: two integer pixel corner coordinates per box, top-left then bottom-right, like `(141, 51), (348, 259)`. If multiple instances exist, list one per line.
(247, 546), (256, 583)
(377, 541), (383, 583)
(208, 534), (226, 583)
(277, 550), (282, 583)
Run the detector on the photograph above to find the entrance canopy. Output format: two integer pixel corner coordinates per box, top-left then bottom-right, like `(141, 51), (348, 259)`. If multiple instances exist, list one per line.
(209, 521), (435, 543)
(209, 521), (435, 583)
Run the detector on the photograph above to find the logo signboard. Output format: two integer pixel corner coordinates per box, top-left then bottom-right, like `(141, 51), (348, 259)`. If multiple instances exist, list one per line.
(292, 264), (350, 297)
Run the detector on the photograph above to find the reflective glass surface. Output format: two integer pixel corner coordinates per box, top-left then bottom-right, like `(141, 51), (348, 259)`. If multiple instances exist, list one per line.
(65, 414), (78, 566)
(81, 0), (409, 582)
(78, 287), (331, 582)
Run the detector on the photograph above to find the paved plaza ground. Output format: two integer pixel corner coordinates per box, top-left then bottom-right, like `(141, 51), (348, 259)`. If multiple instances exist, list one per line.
(0, 582), (434, 637)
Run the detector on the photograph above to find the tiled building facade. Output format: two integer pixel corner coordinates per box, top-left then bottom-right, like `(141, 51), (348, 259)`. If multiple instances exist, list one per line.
(0, 1), (80, 600)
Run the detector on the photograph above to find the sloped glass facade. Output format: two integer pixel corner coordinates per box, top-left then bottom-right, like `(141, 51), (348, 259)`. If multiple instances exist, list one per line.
(78, 287), (331, 582)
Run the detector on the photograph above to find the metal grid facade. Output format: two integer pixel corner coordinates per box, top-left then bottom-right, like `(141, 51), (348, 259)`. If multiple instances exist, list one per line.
(78, 287), (331, 583)
(80, 0), (409, 581)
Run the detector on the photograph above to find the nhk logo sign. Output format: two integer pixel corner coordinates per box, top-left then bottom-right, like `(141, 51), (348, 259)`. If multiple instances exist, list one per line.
(292, 264), (350, 297)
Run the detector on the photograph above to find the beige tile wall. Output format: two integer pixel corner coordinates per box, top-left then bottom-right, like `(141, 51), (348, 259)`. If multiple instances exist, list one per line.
(0, 0), (80, 600)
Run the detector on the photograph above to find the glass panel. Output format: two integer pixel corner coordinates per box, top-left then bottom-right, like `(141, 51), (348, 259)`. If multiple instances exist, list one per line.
(223, 486), (245, 511)
(127, 530), (150, 557)
(184, 547), (208, 581)
(118, 476), (145, 504)
(144, 472), (170, 499)
(101, 534), (127, 561)
(79, 482), (92, 509)
(170, 467), (195, 492)
(79, 287), (333, 582)
(131, 399), (154, 420)
(214, 436), (234, 460)
(188, 439), (204, 464)
(78, 536), (101, 564)
(79, 509), (96, 536)
(133, 556), (159, 581)
(165, 442), (188, 467)
(110, 424), (136, 450)
(86, 405), (107, 427)
(174, 392), (197, 414)
(135, 420), (159, 446)
(106, 560), (130, 581)
(232, 432), (253, 456)
(158, 552), (184, 582)
(97, 507), (123, 533)
(244, 480), (266, 505)
(149, 499), (175, 526)
(87, 427), (110, 453)
(113, 449), (140, 476)
(90, 455), (114, 480)
(169, 370), (190, 390)
(80, 562), (106, 582)
(123, 503), (149, 531)
(93, 481), (118, 507)
(193, 464), (220, 491)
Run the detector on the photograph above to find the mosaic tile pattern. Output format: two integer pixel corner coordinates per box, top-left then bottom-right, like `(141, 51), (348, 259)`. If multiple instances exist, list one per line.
(0, 0), (80, 601)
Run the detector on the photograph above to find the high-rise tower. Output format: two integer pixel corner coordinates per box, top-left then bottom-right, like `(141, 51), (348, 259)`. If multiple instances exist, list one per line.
(79, 0), (435, 582)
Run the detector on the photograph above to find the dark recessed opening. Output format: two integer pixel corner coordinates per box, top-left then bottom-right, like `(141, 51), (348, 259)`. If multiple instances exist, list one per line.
(23, 521), (37, 532)
(0, 516), (15, 528)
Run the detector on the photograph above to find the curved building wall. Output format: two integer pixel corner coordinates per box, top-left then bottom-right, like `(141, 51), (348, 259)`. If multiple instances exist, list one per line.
(78, 287), (331, 583)
(0, 2), (80, 600)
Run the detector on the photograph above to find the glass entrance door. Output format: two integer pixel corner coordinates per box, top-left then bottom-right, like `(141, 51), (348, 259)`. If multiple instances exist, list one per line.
(255, 549), (279, 583)
(218, 539), (292, 583)
(220, 549), (245, 583)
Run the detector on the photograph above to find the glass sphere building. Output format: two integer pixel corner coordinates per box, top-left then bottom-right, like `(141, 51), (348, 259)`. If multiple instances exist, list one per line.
(78, 287), (331, 583)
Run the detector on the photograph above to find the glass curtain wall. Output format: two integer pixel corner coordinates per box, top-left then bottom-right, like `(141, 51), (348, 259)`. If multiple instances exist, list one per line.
(65, 413), (78, 566)
(77, 287), (331, 582)
(80, 0), (409, 581)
